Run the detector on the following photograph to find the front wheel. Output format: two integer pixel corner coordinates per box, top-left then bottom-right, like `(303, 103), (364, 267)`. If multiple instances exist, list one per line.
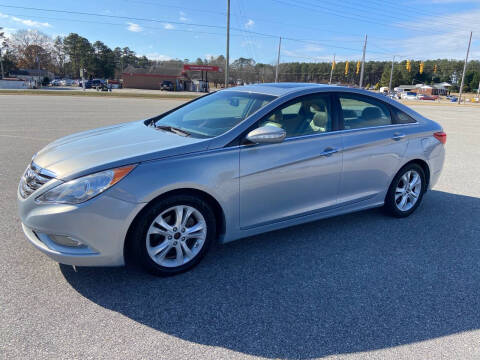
(130, 195), (216, 276)
(384, 163), (426, 218)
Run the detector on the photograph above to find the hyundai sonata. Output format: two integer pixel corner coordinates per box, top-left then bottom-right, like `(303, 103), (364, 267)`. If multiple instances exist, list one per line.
(18, 83), (446, 275)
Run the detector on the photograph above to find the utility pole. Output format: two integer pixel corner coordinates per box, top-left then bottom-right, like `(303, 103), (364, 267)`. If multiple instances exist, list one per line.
(329, 54), (335, 85)
(0, 48), (5, 79)
(388, 55), (395, 93)
(225, 0), (230, 88)
(458, 31), (472, 105)
(275, 37), (282, 83)
(359, 34), (367, 88)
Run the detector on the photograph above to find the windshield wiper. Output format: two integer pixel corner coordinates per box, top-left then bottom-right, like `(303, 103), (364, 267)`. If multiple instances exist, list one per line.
(155, 125), (191, 137)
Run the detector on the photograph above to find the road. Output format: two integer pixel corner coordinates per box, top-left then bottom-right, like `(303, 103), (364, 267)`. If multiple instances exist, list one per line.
(1, 95), (480, 359)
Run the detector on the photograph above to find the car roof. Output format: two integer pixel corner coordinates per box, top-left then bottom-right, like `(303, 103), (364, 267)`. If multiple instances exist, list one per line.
(223, 82), (392, 98)
(224, 82), (332, 97)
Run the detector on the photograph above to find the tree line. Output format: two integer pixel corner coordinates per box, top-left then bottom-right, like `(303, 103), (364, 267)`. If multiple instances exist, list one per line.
(1, 28), (479, 92)
(0, 28), (150, 79)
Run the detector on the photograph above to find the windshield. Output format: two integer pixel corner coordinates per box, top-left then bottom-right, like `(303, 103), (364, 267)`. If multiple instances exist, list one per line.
(153, 91), (276, 138)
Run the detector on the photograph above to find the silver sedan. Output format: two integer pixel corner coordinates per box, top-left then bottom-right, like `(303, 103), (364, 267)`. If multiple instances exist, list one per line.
(18, 83), (446, 276)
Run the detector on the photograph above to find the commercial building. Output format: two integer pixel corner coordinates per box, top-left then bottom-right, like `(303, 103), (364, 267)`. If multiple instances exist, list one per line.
(121, 64), (221, 91)
(417, 83), (452, 96)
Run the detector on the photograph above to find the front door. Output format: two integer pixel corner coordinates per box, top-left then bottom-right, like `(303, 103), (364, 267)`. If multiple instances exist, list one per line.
(239, 93), (343, 229)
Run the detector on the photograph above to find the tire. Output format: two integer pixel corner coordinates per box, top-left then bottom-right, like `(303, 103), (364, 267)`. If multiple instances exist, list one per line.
(384, 163), (426, 218)
(129, 195), (216, 276)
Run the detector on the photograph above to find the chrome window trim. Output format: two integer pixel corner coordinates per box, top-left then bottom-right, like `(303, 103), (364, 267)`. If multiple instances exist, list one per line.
(238, 122), (420, 148)
(335, 121), (419, 134)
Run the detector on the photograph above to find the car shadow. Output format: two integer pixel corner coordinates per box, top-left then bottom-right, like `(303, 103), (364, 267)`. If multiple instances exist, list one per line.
(60, 190), (480, 359)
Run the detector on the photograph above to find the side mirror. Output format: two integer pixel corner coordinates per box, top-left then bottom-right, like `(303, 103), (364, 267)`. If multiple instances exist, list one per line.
(246, 125), (286, 144)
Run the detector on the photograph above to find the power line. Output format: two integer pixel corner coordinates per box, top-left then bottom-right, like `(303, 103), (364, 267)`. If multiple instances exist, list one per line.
(269, 0), (460, 35)
(0, 12), (229, 37)
(0, 4), (227, 29)
(318, 0), (468, 29)
(361, 0), (472, 26)
(0, 4), (395, 55)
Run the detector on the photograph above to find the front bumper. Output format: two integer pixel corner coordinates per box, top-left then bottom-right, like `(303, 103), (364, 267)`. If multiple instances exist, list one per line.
(18, 189), (145, 267)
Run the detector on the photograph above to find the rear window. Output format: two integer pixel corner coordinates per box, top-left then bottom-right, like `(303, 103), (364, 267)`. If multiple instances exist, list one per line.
(391, 106), (417, 124)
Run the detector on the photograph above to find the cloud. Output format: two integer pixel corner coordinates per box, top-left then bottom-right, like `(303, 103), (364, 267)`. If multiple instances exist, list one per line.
(144, 53), (172, 61)
(163, 23), (174, 30)
(0, 27), (16, 39)
(428, 0), (478, 2)
(282, 48), (335, 62)
(126, 22), (143, 32)
(280, 43), (328, 62)
(241, 40), (261, 48)
(395, 9), (480, 59)
(244, 19), (254, 28)
(179, 11), (188, 22)
(303, 44), (324, 52)
(205, 54), (221, 60)
(0, 12), (51, 28)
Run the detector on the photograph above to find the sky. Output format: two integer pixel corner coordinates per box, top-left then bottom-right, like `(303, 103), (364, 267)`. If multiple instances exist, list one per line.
(1, 0), (479, 64)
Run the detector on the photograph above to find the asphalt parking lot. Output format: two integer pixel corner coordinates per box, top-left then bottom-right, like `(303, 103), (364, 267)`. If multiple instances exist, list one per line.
(1, 95), (480, 360)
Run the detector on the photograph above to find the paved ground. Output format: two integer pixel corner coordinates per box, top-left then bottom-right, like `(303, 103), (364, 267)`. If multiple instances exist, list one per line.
(1, 95), (480, 360)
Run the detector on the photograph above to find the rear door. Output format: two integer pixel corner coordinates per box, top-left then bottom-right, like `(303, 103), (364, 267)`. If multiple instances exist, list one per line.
(239, 93), (343, 229)
(336, 92), (411, 205)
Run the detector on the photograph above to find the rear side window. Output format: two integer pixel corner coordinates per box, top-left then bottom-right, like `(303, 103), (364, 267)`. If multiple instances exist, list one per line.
(391, 106), (417, 124)
(338, 94), (392, 129)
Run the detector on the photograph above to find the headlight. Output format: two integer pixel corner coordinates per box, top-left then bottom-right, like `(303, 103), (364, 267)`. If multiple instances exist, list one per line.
(36, 165), (136, 204)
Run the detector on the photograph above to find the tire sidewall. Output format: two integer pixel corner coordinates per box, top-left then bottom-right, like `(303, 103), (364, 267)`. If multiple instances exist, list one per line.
(386, 163), (426, 218)
(131, 195), (216, 276)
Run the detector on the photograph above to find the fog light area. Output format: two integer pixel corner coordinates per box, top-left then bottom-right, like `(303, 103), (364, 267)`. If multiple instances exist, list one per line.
(48, 234), (85, 248)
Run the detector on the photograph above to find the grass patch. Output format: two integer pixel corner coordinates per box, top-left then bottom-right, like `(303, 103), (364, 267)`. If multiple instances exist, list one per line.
(0, 89), (203, 100)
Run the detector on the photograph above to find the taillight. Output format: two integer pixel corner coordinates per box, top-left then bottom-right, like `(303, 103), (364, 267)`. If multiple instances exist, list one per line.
(434, 131), (447, 144)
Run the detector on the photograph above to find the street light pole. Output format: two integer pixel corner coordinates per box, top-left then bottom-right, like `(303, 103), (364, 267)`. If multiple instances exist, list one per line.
(388, 55), (395, 93)
(458, 31), (472, 105)
(275, 37), (281, 83)
(225, 0), (230, 88)
(359, 34), (367, 88)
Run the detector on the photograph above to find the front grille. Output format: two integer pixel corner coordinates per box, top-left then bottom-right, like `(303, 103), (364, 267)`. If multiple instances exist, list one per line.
(19, 162), (55, 199)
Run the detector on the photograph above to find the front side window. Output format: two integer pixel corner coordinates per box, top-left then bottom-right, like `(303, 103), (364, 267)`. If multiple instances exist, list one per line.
(256, 94), (332, 138)
(339, 94), (392, 129)
(154, 91), (276, 138)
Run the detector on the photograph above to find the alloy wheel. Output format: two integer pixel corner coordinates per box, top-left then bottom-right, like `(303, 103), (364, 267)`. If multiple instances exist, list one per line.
(145, 205), (207, 267)
(395, 170), (422, 212)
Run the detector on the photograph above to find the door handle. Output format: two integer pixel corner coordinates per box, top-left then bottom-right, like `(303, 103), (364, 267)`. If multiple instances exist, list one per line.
(392, 133), (406, 141)
(319, 147), (338, 156)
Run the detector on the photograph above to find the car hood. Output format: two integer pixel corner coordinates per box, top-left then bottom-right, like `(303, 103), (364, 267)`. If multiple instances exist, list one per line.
(33, 121), (208, 180)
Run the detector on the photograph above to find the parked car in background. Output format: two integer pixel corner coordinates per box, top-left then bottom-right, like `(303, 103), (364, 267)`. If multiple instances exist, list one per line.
(417, 94), (438, 101)
(49, 79), (61, 86)
(79, 80), (93, 89)
(401, 92), (417, 100)
(18, 83), (446, 276)
(446, 95), (458, 102)
(107, 80), (122, 89)
(160, 80), (174, 91)
(60, 79), (75, 86)
(91, 79), (105, 89)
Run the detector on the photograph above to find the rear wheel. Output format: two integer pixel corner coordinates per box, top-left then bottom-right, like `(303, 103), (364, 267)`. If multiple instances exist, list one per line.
(130, 195), (216, 276)
(384, 163), (426, 218)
